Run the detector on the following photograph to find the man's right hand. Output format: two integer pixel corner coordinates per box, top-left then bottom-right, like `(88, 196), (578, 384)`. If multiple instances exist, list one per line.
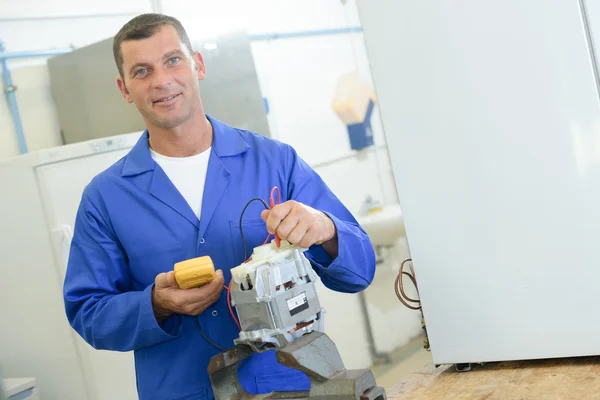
(151, 269), (225, 322)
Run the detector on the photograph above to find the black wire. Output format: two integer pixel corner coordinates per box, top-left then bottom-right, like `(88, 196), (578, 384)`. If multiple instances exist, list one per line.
(195, 197), (270, 353)
(239, 197), (271, 261)
(195, 317), (227, 351)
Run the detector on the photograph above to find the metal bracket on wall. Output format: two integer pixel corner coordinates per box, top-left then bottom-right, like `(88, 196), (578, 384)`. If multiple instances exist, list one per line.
(0, 40), (71, 154)
(3, 84), (16, 93)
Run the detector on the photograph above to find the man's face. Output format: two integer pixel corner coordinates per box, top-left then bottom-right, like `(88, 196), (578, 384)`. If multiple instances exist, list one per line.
(116, 26), (206, 130)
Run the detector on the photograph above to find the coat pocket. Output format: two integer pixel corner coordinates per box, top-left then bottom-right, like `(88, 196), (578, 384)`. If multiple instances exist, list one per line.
(229, 218), (270, 262)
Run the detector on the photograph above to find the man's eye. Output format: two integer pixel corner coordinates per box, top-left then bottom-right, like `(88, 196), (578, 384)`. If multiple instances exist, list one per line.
(168, 57), (180, 65)
(136, 68), (147, 76)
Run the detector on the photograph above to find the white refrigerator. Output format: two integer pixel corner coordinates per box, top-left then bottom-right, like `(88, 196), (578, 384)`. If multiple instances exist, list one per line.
(357, 0), (600, 368)
(0, 132), (143, 399)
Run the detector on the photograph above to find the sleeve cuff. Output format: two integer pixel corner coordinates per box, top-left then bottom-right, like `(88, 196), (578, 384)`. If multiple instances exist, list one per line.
(141, 284), (183, 339)
(306, 211), (373, 293)
(307, 211), (349, 269)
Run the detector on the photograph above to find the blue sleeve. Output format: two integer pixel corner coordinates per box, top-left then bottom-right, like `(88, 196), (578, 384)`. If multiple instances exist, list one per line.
(63, 188), (183, 351)
(285, 146), (376, 293)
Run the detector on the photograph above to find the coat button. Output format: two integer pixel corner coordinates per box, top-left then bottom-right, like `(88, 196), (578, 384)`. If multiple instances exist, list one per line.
(212, 310), (218, 316)
(200, 238), (205, 244)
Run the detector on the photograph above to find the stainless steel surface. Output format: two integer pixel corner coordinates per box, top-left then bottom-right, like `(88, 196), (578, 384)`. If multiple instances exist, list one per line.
(47, 30), (269, 144)
(194, 31), (270, 136)
(208, 331), (387, 400)
(47, 37), (145, 144)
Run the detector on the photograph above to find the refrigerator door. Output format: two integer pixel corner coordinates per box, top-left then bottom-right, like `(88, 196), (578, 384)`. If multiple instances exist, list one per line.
(0, 163), (90, 400)
(36, 147), (138, 400)
(357, 0), (600, 364)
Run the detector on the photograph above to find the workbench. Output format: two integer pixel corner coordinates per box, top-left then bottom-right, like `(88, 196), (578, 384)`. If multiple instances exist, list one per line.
(387, 356), (600, 400)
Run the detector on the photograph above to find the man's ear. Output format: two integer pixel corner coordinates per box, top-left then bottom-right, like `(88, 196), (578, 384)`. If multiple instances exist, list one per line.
(117, 75), (133, 103)
(193, 51), (206, 81)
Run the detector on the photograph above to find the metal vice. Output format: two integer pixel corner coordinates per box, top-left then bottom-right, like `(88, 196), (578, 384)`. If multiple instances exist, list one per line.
(208, 331), (387, 400)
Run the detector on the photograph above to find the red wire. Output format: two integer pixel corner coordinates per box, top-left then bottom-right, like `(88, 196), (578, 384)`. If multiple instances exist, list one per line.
(263, 233), (272, 244)
(270, 186), (281, 247)
(225, 281), (241, 330)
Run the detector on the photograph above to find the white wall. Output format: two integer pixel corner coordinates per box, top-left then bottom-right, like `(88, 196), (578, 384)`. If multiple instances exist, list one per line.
(0, 0), (422, 374)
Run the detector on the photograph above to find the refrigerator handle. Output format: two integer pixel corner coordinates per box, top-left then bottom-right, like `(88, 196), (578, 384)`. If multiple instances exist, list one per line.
(54, 224), (74, 272)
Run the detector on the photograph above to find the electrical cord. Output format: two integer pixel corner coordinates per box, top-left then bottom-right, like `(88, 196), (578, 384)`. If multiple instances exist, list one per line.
(395, 258), (421, 310)
(195, 317), (227, 351)
(394, 258), (431, 350)
(239, 187), (283, 261)
(195, 283), (240, 351)
(239, 197), (271, 261)
(227, 280), (241, 330)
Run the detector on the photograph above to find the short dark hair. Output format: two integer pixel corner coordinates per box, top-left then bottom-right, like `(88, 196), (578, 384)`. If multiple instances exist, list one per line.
(113, 13), (194, 79)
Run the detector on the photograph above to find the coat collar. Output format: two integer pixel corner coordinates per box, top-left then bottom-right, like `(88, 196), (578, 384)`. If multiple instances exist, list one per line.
(121, 114), (250, 177)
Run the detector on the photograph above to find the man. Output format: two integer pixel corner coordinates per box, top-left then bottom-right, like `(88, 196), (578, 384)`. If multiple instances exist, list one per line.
(63, 13), (376, 400)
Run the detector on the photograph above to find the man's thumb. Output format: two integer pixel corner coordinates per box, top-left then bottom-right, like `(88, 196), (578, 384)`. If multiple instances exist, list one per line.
(155, 272), (168, 288)
(155, 271), (176, 289)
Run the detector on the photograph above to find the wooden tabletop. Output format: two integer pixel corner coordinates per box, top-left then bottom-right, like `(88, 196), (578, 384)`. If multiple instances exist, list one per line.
(386, 356), (600, 400)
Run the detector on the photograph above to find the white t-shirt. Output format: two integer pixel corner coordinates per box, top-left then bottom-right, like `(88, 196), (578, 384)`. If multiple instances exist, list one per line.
(150, 147), (212, 220)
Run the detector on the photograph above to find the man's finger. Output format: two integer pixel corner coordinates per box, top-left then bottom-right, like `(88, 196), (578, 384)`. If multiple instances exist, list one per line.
(188, 289), (221, 310)
(298, 227), (319, 248)
(199, 277), (224, 304)
(185, 286), (223, 314)
(165, 271), (177, 287)
(286, 221), (309, 245)
(178, 270), (224, 302)
(208, 270), (225, 290)
(261, 209), (270, 222)
(266, 203), (292, 234)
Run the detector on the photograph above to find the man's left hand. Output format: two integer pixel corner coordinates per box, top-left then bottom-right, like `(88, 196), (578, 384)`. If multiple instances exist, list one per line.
(261, 200), (337, 249)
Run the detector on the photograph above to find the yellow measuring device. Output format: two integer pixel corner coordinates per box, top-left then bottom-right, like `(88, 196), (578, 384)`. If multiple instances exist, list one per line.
(174, 255), (216, 289)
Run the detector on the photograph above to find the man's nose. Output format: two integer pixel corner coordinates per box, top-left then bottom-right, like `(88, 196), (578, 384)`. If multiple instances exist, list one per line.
(151, 67), (173, 89)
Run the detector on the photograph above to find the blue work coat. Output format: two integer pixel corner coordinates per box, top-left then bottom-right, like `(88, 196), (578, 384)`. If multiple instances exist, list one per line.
(63, 115), (376, 400)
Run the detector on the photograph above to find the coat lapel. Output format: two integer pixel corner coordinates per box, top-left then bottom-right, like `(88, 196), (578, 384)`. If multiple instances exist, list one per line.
(149, 166), (200, 229)
(196, 115), (250, 239)
(198, 152), (230, 239)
